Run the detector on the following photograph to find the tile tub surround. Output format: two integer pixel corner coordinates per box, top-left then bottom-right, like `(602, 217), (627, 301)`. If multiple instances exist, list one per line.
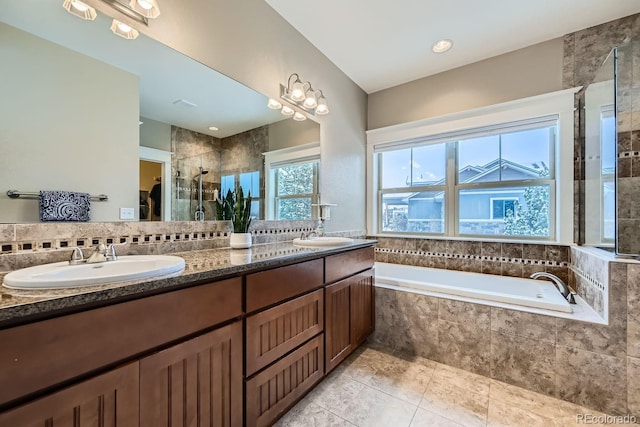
(371, 245), (640, 416)
(371, 237), (570, 284)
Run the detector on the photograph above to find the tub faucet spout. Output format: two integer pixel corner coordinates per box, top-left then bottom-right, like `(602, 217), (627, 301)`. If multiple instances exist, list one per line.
(530, 272), (576, 304)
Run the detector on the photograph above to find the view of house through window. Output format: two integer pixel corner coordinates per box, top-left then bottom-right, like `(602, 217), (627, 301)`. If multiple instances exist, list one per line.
(272, 161), (319, 220)
(377, 118), (557, 239)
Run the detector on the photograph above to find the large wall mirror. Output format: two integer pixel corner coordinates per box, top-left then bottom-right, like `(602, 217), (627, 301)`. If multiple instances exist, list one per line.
(0, 0), (320, 224)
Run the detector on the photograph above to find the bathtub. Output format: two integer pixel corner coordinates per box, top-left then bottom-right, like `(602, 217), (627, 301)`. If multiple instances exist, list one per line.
(375, 262), (572, 313)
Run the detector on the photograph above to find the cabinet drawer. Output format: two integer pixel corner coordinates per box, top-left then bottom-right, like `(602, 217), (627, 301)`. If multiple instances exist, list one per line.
(325, 246), (374, 284)
(0, 277), (242, 406)
(246, 259), (323, 313)
(245, 335), (324, 427)
(246, 289), (323, 376)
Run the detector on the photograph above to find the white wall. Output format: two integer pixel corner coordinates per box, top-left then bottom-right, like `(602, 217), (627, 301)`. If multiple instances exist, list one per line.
(0, 23), (139, 223)
(86, 0), (368, 233)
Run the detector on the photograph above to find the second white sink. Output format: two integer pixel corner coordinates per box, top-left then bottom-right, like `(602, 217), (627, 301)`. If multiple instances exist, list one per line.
(3, 255), (186, 290)
(292, 237), (354, 248)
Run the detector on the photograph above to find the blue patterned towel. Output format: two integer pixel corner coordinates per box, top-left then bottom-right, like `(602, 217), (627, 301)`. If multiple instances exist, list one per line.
(39, 191), (91, 222)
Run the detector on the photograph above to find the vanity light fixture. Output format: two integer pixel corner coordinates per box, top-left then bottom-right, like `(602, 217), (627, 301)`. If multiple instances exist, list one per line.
(279, 73), (329, 116)
(63, 0), (97, 20)
(432, 39), (453, 53)
(110, 19), (139, 39)
(208, 126), (219, 131)
(267, 98), (282, 110)
(293, 112), (307, 121)
(280, 106), (295, 116)
(129, 0), (160, 19)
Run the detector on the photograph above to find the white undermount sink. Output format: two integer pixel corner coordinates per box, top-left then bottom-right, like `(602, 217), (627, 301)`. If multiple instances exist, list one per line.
(2, 255), (186, 290)
(292, 237), (354, 248)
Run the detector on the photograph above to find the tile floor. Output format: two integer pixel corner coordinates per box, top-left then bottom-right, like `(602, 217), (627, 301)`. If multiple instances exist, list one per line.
(275, 343), (615, 427)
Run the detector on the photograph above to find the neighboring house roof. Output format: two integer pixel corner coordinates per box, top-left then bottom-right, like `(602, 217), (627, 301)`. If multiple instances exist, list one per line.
(406, 159), (543, 201)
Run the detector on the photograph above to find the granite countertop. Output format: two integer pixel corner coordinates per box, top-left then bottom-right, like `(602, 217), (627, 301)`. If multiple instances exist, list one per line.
(0, 239), (376, 326)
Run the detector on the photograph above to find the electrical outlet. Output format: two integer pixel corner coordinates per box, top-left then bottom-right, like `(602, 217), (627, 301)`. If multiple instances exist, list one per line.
(120, 207), (135, 220)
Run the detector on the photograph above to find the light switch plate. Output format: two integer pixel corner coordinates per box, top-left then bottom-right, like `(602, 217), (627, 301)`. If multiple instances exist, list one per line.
(120, 207), (135, 220)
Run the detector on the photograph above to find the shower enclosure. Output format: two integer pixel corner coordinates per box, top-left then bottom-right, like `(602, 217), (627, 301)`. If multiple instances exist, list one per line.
(583, 40), (640, 256)
(173, 153), (220, 222)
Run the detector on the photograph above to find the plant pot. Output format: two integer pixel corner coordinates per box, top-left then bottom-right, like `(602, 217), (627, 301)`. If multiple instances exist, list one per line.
(230, 232), (252, 249)
(229, 248), (252, 265)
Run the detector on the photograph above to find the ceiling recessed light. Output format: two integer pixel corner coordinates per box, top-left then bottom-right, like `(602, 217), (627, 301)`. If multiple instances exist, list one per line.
(208, 126), (219, 131)
(432, 39), (453, 53)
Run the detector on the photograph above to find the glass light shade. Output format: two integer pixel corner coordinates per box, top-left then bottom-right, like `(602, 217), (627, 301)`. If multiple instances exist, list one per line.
(267, 98), (282, 109)
(303, 91), (317, 109)
(315, 97), (329, 115)
(293, 112), (307, 121)
(63, 0), (97, 20)
(129, 0), (161, 18)
(281, 106), (294, 116)
(290, 81), (305, 102)
(110, 19), (140, 40)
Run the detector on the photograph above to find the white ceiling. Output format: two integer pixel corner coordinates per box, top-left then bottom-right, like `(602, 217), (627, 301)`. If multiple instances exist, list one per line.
(265, 0), (640, 94)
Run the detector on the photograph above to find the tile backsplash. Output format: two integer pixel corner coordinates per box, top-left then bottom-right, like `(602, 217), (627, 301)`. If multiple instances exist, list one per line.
(0, 220), (366, 272)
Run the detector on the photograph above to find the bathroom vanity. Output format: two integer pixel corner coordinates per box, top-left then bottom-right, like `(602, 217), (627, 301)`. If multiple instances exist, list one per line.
(0, 241), (375, 427)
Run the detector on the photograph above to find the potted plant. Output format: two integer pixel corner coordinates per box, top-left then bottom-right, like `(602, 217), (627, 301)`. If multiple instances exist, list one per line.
(216, 187), (252, 249)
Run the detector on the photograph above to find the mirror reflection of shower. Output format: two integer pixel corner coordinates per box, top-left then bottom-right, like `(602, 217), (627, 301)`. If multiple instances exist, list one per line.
(194, 167), (209, 221)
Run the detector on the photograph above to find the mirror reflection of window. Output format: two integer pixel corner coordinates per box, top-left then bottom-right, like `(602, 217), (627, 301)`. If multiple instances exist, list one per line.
(273, 162), (320, 220)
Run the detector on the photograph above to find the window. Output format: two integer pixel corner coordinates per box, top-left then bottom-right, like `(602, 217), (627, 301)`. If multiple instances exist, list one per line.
(221, 171), (261, 219)
(273, 161), (319, 220)
(263, 142), (321, 220)
(368, 88), (577, 243)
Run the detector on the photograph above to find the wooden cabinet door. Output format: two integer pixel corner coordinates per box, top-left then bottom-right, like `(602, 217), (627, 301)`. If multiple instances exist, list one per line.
(139, 322), (243, 427)
(0, 362), (139, 427)
(351, 269), (375, 346)
(324, 278), (353, 373)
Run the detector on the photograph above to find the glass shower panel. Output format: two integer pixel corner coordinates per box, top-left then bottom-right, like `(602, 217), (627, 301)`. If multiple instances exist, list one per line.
(584, 49), (616, 247)
(173, 153), (221, 221)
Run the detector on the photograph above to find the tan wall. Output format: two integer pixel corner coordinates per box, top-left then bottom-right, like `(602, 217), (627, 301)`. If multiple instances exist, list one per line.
(368, 39), (564, 130)
(87, 0), (368, 233)
(140, 117), (171, 152)
(0, 23), (139, 223)
(268, 119), (321, 151)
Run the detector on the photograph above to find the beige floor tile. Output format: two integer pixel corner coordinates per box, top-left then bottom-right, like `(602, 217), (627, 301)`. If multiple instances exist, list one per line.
(308, 372), (365, 412)
(409, 407), (465, 427)
(487, 400), (560, 427)
(364, 355), (436, 404)
(431, 364), (492, 397)
(277, 401), (356, 427)
(420, 378), (489, 427)
(331, 385), (418, 427)
(489, 379), (563, 419)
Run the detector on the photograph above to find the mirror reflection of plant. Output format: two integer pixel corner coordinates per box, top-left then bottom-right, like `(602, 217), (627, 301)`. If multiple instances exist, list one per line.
(216, 187), (252, 233)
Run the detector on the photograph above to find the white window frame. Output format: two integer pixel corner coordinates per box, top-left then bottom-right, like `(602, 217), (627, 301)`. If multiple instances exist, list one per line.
(489, 197), (519, 220)
(263, 142), (320, 220)
(366, 88), (578, 244)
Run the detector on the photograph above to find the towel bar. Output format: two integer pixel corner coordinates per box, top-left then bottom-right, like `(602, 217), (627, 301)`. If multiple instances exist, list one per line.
(6, 190), (109, 201)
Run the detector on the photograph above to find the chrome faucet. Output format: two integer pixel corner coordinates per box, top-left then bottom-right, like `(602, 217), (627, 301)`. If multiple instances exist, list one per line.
(530, 272), (576, 304)
(300, 231), (318, 240)
(84, 244), (118, 264)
